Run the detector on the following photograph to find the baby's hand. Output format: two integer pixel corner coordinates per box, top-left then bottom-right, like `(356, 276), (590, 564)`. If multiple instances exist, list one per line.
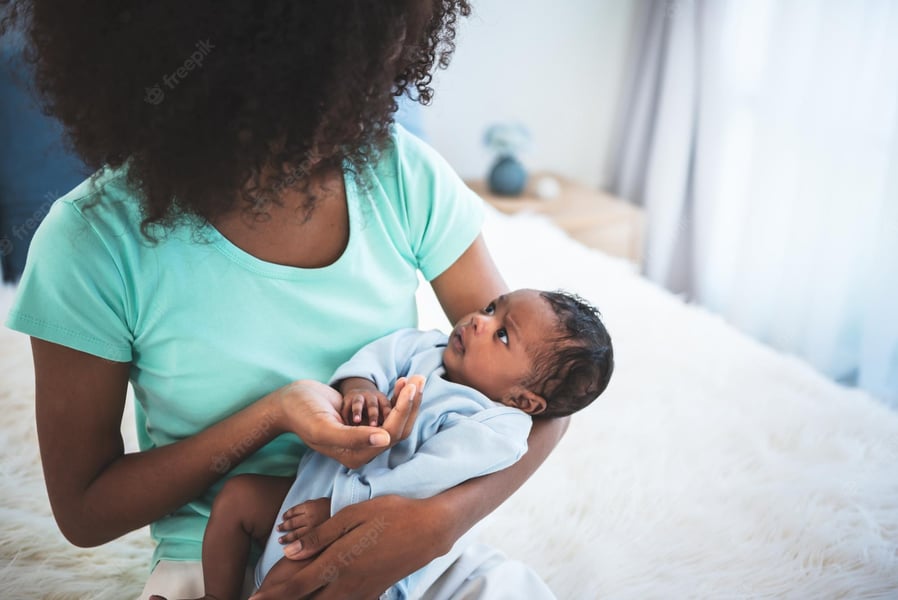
(341, 388), (392, 427)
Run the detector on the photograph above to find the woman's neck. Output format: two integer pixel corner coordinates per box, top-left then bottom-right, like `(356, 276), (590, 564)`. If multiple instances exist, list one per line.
(211, 170), (349, 269)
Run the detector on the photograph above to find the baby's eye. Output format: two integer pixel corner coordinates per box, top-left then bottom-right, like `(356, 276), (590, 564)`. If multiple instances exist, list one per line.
(497, 328), (508, 345)
(484, 302), (496, 315)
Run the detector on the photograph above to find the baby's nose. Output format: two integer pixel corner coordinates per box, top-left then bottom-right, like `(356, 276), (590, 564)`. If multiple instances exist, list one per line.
(472, 313), (491, 332)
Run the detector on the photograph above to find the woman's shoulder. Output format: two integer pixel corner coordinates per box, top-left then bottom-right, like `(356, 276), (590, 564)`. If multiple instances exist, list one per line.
(374, 123), (449, 177)
(361, 124), (485, 281)
(44, 163), (203, 250)
(366, 123), (477, 209)
(46, 164), (146, 239)
(27, 163), (207, 288)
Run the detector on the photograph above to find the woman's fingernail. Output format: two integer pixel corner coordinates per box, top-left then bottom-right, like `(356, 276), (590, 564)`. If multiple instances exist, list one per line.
(284, 541), (302, 557)
(369, 432), (390, 446)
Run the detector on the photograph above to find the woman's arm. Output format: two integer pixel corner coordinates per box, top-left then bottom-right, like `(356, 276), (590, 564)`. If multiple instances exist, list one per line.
(251, 233), (570, 600)
(31, 341), (411, 547)
(429, 234), (508, 324)
(252, 420), (567, 600)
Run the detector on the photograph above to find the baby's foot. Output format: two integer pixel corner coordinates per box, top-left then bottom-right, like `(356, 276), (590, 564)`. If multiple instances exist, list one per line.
(276, 497), (331, 556)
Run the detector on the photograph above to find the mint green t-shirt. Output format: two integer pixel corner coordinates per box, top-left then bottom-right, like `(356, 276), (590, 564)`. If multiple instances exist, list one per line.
(5, 125), (485, 566)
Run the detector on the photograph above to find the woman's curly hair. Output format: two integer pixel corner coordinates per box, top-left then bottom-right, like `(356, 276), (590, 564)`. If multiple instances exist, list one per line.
(0, 0), (471, 236)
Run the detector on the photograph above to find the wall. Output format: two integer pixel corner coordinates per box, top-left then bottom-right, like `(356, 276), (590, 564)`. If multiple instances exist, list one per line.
(421, 0), (638, 189)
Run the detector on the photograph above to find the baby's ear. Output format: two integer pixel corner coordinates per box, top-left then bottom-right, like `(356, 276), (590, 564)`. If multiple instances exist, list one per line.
(503, 386), (547, 416)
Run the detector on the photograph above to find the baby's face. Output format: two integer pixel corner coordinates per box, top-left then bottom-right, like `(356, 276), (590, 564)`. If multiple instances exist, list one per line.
(442, 289), (556, 403)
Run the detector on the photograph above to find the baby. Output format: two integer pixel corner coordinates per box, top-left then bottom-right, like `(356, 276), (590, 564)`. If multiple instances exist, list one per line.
(165, 288), (613, 600)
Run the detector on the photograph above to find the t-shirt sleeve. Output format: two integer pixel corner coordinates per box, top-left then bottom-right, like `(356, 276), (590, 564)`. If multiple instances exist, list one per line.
(4, 200), (133, 362)
(391, 125), (486, 281)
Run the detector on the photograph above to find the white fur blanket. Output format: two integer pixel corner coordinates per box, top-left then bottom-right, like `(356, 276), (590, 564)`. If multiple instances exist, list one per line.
(2, 208), (897, 599)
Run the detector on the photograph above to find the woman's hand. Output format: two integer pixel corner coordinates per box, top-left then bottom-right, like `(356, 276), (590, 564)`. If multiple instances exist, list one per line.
(250, 495), (450, 600)
(273, 377), (423, 470)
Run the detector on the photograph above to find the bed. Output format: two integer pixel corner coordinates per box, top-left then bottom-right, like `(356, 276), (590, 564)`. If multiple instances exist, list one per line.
(1, 206), (896, 599)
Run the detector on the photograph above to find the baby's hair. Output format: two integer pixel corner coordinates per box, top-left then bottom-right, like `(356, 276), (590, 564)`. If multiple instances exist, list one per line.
(525, 291), (614, 418)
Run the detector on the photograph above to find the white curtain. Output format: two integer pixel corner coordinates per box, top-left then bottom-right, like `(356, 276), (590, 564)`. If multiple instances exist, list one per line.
(613, 0), (898, 406)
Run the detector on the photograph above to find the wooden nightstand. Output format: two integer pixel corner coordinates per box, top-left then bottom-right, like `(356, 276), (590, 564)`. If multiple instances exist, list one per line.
(467, 173), (645, 268)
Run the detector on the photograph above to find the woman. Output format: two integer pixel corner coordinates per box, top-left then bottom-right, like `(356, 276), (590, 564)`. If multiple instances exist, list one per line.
(1, 2), (567, 598)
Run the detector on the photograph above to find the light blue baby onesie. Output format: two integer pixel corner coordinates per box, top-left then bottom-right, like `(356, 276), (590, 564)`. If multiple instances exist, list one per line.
(254, 328), (532, 599)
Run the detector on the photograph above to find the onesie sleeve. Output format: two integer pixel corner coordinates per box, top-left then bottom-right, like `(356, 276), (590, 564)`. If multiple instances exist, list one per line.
(390, 125), (485, 281)
(328, 328), (441, 393)
(4, 200), (133, 362)
(329, 407), (531, 514)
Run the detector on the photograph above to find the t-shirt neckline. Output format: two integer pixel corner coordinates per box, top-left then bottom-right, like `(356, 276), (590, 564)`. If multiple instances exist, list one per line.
(200, 168), (359, 280)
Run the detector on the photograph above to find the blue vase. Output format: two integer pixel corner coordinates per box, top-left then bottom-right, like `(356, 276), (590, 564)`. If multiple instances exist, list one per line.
(488, 154), (527, 196)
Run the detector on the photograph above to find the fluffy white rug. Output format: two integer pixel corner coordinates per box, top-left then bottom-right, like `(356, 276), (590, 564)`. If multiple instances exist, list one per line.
(2, 208), (897, 599)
